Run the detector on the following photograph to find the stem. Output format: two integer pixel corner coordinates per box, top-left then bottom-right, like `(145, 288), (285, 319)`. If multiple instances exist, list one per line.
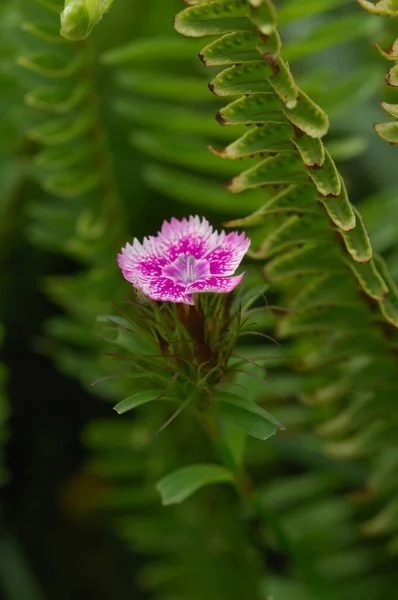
(201, 410), (335, 599)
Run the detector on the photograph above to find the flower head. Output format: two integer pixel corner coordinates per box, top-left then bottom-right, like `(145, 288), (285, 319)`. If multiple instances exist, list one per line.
(118, 216), (250, 305)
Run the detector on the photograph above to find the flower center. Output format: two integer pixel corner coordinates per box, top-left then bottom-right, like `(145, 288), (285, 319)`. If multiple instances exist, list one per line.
(162, 254), (210, 285)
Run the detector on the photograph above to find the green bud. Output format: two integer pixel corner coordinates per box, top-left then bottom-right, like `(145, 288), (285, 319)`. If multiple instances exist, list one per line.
(60, 0), (110, 41)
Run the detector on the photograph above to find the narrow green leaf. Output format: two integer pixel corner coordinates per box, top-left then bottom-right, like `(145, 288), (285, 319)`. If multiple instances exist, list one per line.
(34, 142), (93, 170)
(278, 304), (371, 336)
(248, 0), (277, 35)
(327, 136), (369, 161)
(114, 99), (235, 141)
(101, 37), (204, 65)
(24, 82), (89, 113)
(114, 390), (168, 415)
(211, 122), (293, 158)
(317, 175), (356, 231)
(225, 185), (319, 227)
(249, 213), (329, 258)
(218, 93), (283, 124)
(143, 163), (268, 214)
(356, 0), (398, 16)
(131, 131), (241, 177)
(220, 420), (246, 467)
(228, 151), (307, 191)
(216, 392), (283, 440)
(344, 257), (389, 301)
(268, 57), (299, 109)
(266, 243), (340, 280)
(290, 273), (358, 311)
(27, 113), (93, 146)
(339, 207), (372, 263)
(374, 256), (398, 327)
(283, 14), (378, 63)
(307, 147), (341, 196)
(174, 1), (252, 37)
(117, 71), (211, 102)
(386, 64), (398, 87)
(283, 89), (329, 138)
(374, 122), (398, 144)
(200, 31), (262, 65)
(42, 170), (100, 198)
(292, 135), (325, 167)
(17, 52), (83, 78)
(209, 62), (272, 96)
(380, 102), (398, 119)
(156, 464), (234, 505)
(21, 21), (67, 44)
(375, 39), (398, 60)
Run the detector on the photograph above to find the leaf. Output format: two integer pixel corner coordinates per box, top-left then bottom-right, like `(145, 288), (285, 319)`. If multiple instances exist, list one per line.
(380, 102), (398, 119)
(200, 31), (262, 65)
(339, 207), (372, 263)
(209, 61), (272, 96)
(249, 213), (329, 259)
(210, 122), (294, 158)
(225, 185), (319, 227)
(101, 37), (204, 65)
(27, 113), (93, 146)
(174, 1), (252, 37)
(220, 420), (246, 467)
(317, 175), (356, 232)
(386, 64), (398, 87)
(218, 93), (283, 125)
(374, 122), (398, 144)
(17, 52), (83, 78)
(142, 163), (268, 214)
(114, 390), (169, 415)
(216, 392), (283, 439)
(24, 82), (89, 113)
(344, 257), (389, 301)
(268, 57), (299, 109)
(156, 464), (234, 505)
(21, 21), (68, 44)
(292, 135), (325, 167)
(248, 0), (277, 35)
(227, 151), (307, 191)
(356, 0), (398, 16)
(283, 13), (378, 63)
(307, 147), (341, 196)
(266, 243), (340, 280)
(374, 256), (398, 326)
(200, 30), (281, 66)
(283, 89), (329, 138)
(375, 39), (398, 60)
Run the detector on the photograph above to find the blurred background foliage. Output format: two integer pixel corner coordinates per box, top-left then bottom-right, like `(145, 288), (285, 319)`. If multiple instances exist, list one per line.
(0, 0), (398, 599)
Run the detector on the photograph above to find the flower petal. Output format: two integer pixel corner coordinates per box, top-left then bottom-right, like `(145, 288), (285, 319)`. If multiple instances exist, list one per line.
(117, 237), (168, 286)
(159, 216), (219, 261)
(204, 232), (251, 276)
(141, 277), (194, 305)
(187, 273), (244, 294)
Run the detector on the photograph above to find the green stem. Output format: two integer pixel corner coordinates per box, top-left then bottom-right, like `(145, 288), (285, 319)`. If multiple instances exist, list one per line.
(201, 410), (335, 599)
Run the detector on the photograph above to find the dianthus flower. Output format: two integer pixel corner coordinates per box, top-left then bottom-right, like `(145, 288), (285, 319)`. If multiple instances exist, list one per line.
(117, 216), (250, 305)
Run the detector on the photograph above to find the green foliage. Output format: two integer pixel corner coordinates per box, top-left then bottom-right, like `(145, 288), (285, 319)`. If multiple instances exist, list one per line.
(357, 3), (398, 143)
(1, 0), (398, 599)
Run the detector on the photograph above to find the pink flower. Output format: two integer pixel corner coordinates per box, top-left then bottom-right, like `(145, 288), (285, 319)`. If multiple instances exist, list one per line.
(117, 216), (250, 305)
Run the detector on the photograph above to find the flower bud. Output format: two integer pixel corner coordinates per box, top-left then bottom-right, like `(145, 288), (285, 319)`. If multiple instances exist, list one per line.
(60, 0), (103, 41)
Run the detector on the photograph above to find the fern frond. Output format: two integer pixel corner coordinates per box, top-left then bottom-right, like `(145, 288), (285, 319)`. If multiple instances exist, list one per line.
(357, 8), (398, 143)
(173, 0), (398, 573)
